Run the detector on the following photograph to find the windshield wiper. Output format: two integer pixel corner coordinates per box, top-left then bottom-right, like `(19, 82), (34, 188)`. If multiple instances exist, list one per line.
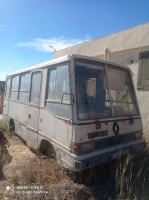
(119, 90), (134, 124)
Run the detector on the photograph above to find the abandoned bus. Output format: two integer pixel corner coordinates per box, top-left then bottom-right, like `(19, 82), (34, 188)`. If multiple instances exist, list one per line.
(3, 54), (146, 170)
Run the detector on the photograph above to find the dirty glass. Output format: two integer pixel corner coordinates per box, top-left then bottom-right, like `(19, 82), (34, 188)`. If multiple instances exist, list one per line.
(46, 64), (71, 119)
(47, 65), (70, 102)
(30, 72), (41, 104)
(11, 76), (19, 90)
(46, 102), (71, 119)
(6, 78), (11, 98)
(20, 73), (31, 90)
(55, 65), (70, 102)
(138, 51), (149, 89)
(10, 75), (19, 100)
(47, 68), (56, 100)
(140, 54), (149, 81)
(19, 73), (31, 102)
(75, 62), (112, 120)
(19, 92), (30, 102)
(107, 66), (138, 116)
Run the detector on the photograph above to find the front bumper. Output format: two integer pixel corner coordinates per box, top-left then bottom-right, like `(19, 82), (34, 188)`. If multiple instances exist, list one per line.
(73, 139), (147, 170)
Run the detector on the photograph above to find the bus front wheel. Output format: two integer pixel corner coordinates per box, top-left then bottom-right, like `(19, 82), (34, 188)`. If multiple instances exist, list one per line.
(9, 119), (15, 133)
(40, 140), (56, 160)
(47, 143), (56, 160)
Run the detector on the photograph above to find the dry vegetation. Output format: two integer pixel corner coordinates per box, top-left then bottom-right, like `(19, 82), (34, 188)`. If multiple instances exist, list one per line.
(0, 119), (149, 200)
(115, 151), (149, 199)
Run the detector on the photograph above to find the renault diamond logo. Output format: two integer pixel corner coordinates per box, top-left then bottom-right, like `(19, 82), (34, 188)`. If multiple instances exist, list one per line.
(113, 122), (120, 136)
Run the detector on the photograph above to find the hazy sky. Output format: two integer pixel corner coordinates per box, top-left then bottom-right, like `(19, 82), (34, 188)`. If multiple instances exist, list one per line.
(0, 0), (149, 80)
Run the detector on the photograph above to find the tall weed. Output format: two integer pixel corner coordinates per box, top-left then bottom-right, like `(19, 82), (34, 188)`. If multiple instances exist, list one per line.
(116, 150), (149, 199)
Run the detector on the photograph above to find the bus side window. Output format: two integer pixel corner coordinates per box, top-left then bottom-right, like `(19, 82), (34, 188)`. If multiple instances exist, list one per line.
(55, 65), (70, 102)
(30, 71), (41, 104)
(19, 73), (31, 102)
(6, 78), (11, 98)
(47, 65), (70, 102)
(10, 75), (19, 100)
(47, 67), (56, 100)
(46, 64), (71, 119)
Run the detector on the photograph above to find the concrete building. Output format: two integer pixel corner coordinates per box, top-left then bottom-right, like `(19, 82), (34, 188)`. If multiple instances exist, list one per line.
(54, 23), (149, 140)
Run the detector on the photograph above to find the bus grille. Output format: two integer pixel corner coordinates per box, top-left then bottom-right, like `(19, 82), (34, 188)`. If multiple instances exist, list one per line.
(95, 131), (142, 150)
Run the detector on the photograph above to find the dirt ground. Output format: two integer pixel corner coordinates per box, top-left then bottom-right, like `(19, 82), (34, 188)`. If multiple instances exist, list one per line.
(0, 118), (149, 200)
(0, 119), (117, 200)
(0, 125), (39, 199)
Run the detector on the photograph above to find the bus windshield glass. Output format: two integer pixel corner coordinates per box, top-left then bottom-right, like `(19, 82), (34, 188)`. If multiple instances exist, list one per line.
(75, 61), (138, 120)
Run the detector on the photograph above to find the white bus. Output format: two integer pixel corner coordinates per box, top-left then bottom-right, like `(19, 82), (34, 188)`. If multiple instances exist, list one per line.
(3, 54), (146, 170)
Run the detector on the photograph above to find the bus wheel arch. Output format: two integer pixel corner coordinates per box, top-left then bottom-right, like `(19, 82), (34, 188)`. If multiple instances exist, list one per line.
(9, 119), (15, 133)
(40, 139), (56, 160)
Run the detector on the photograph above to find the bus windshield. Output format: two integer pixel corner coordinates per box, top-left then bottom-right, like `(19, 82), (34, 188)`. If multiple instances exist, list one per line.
(75, 61), (138, 120)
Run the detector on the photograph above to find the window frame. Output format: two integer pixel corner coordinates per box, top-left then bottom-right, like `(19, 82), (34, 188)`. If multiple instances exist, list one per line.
(10, 75), (20, 100)
(74, 58), (139, 121)
(5, 78), (11, 98)
(18, 72), (31, 102)
(45, 62), (71, 105)
(29, 70), (42, 105)
(137, 51), (149, 90)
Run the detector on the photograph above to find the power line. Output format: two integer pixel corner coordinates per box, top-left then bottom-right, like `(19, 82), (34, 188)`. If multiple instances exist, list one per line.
(33, 46), (56, 65)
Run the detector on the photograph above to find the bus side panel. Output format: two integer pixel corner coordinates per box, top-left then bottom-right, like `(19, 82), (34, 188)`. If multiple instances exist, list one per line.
(17, 123), (27, 141)
(38, 108), (72, 149)
(17, 103), (28, 124)
(27, 106), (40, 130)
(3, 99), (9, 115)
(8, 101), (19, 119)
(4, 101), (28, 140)
(26, 129), (38, 149)
(8, 101), (28, 124)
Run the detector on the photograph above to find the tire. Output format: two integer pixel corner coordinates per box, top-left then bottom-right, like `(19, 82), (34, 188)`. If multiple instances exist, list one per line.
(9, 119), (15, 133)
(47, 143), (56, 160)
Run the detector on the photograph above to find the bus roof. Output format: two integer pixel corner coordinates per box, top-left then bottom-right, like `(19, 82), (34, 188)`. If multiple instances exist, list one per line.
(7, 55), (70, 77)
(7, 54), (130, 77)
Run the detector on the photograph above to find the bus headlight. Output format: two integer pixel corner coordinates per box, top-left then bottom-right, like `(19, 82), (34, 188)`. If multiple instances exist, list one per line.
(81, 143), (94, 153)
(72, 144), (80, 152)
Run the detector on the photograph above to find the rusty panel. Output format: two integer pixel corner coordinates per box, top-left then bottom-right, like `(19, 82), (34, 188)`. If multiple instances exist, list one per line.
(27, 106), (40, 129)
(38, 108), (72, 148)
(73, 118), (142, 143)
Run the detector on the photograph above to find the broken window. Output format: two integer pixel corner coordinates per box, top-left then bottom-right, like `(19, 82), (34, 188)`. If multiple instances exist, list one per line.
(107, 66), (138, 116)
(137, 51), (149, 90)
(75, 62), (112, 120)
(75, 60), (138, 120)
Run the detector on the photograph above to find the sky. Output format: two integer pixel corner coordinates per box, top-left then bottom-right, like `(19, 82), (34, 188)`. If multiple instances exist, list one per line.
(0, 0), (149, 81)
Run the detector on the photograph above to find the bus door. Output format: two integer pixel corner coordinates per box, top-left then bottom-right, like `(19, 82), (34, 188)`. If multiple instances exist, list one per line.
(27, 71), (42, 148)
